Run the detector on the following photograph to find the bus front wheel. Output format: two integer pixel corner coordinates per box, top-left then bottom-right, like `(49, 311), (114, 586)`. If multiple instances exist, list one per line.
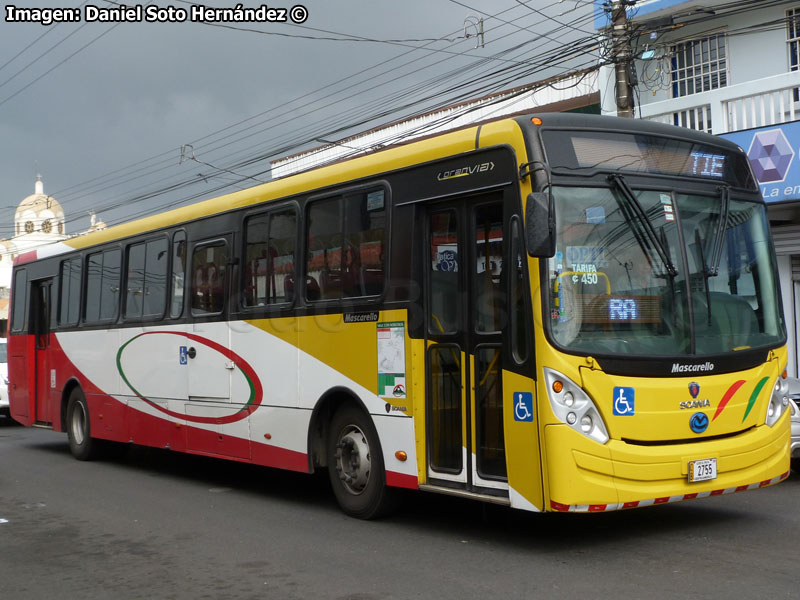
(66, 388), (100, 461)
(326, 404), (397, 519)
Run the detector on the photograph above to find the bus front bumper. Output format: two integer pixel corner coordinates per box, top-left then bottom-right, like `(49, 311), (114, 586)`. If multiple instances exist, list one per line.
(544, 417), (790, 512)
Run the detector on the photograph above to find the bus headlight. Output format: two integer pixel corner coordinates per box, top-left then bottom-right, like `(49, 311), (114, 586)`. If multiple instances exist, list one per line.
(544, 368), (609, 444)
(766, 372), (790, 427)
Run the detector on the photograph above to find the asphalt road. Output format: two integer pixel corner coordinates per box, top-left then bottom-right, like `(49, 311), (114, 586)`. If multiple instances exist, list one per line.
(1, 417), (798, 600)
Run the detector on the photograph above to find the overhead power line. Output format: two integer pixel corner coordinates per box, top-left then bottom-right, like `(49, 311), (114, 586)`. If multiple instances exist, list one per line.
(4, 0), (605, 234)
(44, 1), (601, 210)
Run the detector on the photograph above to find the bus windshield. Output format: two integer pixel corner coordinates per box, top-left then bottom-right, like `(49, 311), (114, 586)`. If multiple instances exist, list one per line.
(546, 185), (785, 357)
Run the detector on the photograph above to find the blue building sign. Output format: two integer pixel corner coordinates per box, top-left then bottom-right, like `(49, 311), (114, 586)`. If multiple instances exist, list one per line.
(722, 121), (800, 204)
(594, 0), (690, 29)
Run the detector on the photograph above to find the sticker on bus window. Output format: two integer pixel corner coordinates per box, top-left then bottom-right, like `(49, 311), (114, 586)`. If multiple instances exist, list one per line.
(565, 246), (609, 269)
(367, 190), (385, 211)
(378, 321), (406, 399)
(585, 206), (605, 224)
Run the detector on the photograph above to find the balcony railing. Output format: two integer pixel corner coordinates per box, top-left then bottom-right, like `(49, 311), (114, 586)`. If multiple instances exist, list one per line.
(638, 70), (800, 135)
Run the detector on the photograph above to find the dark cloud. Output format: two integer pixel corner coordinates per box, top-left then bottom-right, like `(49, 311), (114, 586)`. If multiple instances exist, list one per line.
(0, 0), (595, 235)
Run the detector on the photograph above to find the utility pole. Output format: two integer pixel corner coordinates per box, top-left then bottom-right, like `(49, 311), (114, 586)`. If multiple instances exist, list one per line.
(610, 0), (636, 118)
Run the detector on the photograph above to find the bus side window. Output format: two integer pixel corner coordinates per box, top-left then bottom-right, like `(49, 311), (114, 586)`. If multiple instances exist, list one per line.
(305, 189), (386, 302)
(85, 248), (121, 323)
(125, 242), (146, 319)
(143, 238), (168, 319)
(343, 191), (386, 298)
(58, 257), (81, 327)
(307, 198), (342, 300)
(170, 231), (186, 318)
(126, 238), (168, 320)
(191, 243), (227, 315)
(10, 268), (28, 333)
(243, 208), (296, 307)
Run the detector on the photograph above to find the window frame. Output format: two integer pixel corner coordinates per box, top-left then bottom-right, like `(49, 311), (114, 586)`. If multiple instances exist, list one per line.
(789, 7), (800, 72)
(190, 238), (229, 317)
(10, 268), (28, 334)
(240, 203), (299, 312)
(303, 182), (390, 304)
(58, 256), (83, 328)
(670, 32), (729, 99)
(788, 7), (800, 101)
(169, 229), (187, 319)
(123, 235), (169, 323)
(83, 246), (122, 325)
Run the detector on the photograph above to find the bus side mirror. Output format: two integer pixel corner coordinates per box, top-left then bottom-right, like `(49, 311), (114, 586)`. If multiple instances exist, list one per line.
(525, 192), (556, 258)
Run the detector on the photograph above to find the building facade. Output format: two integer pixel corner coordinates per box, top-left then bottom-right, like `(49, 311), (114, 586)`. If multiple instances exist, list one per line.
(597, 0), (800, 377)
(0, 177), (71, 335)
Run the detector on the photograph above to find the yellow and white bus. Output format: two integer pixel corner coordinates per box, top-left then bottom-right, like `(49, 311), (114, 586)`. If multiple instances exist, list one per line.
(8, 113), (790, 518)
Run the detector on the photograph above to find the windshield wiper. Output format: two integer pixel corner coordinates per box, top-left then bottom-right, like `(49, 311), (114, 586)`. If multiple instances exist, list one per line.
(607, 174), (678, 277)
(695, 229), (713, 326)
(706, 185), (730, 277)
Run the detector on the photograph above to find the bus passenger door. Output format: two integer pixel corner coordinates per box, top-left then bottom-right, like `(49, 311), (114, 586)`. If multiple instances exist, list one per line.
(186, 236), (233, 403)
(424, 196), (510, 494)
(31, 279), (54, 425)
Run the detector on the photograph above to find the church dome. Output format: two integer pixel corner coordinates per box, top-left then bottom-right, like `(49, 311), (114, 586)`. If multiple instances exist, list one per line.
(15, 176), (66, 237)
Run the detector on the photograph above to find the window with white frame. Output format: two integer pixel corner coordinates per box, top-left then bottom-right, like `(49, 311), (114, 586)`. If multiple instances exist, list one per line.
(788, 7), (800, 100)
(671, 33), (728, 97)
(789, 7), (800, 70)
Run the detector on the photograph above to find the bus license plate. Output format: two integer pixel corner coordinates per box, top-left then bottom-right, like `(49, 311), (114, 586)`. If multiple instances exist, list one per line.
(688, 458), (717, 483)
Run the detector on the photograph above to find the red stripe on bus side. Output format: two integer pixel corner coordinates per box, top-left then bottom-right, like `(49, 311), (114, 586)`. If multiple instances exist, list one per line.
(385, 471), (418, 489)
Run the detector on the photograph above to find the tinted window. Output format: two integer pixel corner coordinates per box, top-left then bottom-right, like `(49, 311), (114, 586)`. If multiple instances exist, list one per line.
(126, 238), (168, 320)
(170, 231), (186, 318)
(429, 210), (459, 334)
(143, 239), (167, 318)
(306, 189), (386, 301)
(125, 243), (146, 319)
(59, 257), (82, 327)
(191, 242), (227, 315)
(85, 248), (121, 323)
(244, 208), (296, 307)
(11, 268), (27, 333)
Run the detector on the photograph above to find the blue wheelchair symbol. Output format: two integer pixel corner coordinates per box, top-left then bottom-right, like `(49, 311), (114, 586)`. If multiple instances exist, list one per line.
(179, 346), (188, 365)
(514, 392), (534, 422)
(613, 387), (635, 416)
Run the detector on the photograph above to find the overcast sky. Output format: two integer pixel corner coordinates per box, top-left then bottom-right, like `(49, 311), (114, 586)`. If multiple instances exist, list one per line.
(0, 0), (601, 238)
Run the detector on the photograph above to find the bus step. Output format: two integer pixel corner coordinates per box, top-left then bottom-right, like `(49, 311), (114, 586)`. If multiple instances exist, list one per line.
(418, 484), (511, 506)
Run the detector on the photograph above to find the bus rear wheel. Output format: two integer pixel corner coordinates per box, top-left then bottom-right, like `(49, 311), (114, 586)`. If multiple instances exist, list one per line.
(326, 404), (397, 519)
(66, 388), (101, 461)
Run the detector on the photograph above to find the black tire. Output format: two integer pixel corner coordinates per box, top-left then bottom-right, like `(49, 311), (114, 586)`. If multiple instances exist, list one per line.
(66, 388), (101, 461)
(326, 403), (398, 519)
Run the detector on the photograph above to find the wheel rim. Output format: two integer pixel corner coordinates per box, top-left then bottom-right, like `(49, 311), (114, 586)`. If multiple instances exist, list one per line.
(70, 402), (87, 445)
(334, 424), (371, 495)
